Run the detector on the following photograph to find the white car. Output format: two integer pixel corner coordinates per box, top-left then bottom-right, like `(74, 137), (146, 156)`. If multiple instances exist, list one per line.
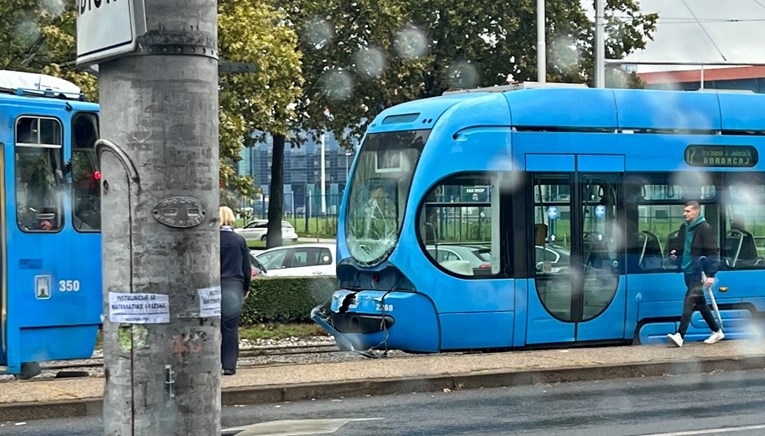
(236, 220), (299, 242)
(254, 243), (336, 277)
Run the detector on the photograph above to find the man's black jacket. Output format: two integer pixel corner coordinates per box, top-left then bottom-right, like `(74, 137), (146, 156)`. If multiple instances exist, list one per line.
(670, 220), (720, 280)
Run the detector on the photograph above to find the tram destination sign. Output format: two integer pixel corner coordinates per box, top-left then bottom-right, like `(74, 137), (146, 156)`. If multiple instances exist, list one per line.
(684, 145), (758, 168)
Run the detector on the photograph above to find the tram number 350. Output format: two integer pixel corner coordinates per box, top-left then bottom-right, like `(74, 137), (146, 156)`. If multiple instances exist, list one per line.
(59, 280), (81, 292)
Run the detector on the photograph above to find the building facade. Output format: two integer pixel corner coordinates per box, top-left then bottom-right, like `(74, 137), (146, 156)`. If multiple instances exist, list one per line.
(237, 132), (356, 217)
(638, 65), (765, 93)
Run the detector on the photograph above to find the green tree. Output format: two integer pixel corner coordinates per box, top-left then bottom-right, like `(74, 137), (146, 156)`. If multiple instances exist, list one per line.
(285, 0), (657, 146)
(0, 0), (96, 97)
(219, 0), (303, 220)
(219, 0), (303, 248)
(1, 1), (304, 227)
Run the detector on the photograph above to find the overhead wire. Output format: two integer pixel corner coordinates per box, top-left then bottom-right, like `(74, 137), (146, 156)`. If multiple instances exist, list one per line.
(680, 0), (728, 61)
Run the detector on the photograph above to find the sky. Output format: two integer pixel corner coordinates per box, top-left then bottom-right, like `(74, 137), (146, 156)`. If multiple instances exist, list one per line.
(619, 0), (765, 72)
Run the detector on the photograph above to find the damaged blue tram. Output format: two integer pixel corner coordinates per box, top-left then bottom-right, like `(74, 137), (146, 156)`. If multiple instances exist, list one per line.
(314, 85), (765, 352)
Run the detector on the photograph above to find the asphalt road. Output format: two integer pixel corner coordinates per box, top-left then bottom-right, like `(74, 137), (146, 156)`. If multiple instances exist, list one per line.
(6, 368), (765, 435)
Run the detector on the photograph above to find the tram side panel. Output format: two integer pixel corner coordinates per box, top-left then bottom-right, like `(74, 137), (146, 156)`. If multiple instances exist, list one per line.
(8, 231), (102, 367)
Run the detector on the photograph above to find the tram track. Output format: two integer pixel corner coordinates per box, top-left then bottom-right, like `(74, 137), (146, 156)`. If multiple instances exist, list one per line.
(37, 343), (344, 373)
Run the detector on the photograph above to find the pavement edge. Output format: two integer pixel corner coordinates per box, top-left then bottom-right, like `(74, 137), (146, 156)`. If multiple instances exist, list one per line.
(2, 355), (763, 422)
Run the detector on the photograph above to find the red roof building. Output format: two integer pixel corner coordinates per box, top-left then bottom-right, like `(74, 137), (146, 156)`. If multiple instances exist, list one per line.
(637, 66), (765, 93)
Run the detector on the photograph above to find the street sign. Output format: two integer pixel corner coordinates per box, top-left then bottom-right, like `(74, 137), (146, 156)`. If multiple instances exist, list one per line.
(76, 0), (147, 66)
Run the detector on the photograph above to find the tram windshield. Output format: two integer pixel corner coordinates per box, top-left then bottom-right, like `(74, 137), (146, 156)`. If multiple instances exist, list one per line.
(15, 116), (64, 232)
(346, 130), (429, 266)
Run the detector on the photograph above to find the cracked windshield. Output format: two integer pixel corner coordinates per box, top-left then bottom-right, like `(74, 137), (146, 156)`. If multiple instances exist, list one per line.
(346, 131), (428, 266)
(4, 0), (765, 435)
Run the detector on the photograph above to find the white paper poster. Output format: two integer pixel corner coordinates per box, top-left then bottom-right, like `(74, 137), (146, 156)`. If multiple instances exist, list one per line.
(109, 292), (170, 324)
(198, 286), (222, 318)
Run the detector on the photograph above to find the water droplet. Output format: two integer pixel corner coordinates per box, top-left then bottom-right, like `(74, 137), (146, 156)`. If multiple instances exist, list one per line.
(394, 26), (428, 59)
(302, 18), (334, 50)
(354, 46), (386, 79)
(320, 70), (354, 101)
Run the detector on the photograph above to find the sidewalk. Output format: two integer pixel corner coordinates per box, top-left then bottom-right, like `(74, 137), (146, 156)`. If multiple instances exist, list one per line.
(2, 340), (764, 422)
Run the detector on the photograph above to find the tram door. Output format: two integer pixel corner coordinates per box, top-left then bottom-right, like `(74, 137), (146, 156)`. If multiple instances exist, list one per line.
(525, 154), (626, 345)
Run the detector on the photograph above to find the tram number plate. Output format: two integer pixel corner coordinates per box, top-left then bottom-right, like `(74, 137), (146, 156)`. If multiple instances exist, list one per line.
(59, 280), (81, 292)
(376, 303), (393, 312)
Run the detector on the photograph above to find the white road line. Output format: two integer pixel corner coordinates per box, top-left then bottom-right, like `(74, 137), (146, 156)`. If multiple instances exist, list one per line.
(223, 418), (383, 436)
(641, 423), (765, 436)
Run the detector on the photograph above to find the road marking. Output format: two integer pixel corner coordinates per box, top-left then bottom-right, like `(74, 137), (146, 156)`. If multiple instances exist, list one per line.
(641, 423), (765, 436)
(222, 418), (383, 436)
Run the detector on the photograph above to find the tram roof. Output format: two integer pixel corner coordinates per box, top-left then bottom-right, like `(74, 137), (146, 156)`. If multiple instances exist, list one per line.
(0, 70), (84, 101)
(368, 86), (765, 134)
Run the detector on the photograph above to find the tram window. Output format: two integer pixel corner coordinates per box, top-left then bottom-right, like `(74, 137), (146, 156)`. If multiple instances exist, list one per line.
(71, 113), (101, 231)
(629, 173), (721, 272)
(723, 176), (765, 269)
(15, 116), (63, 232)
(417, 173), (501, 277)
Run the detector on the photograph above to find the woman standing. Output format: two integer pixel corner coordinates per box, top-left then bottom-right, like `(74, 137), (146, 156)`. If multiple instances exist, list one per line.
(219, 206), (251, 375)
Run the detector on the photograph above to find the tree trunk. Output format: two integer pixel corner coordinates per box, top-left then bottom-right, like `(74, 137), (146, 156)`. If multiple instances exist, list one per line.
(266, 134), (285, 248)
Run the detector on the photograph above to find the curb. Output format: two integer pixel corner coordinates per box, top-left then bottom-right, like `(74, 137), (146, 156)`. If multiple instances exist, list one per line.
(3, 355), (764, 422)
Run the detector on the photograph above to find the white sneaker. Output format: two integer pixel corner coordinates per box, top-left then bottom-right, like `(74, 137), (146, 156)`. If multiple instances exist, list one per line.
(667, 333), (684, 347)
(704, 330), (725, 344)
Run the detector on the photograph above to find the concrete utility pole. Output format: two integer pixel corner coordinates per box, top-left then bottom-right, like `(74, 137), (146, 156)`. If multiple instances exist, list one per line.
(537, 0), (546, 83)
(97, 1), (220, 434)
(594, 0), (606, 88)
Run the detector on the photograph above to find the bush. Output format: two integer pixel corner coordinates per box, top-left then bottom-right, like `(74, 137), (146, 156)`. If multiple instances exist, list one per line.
(242, 276), (336, 324)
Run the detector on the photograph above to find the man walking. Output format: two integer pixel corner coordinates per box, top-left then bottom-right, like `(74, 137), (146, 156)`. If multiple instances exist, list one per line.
(667, 200), (725, 347)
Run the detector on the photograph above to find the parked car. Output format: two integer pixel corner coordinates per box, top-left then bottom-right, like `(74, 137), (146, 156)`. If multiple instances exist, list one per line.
(235, 219), (299, 242)
(254, 243), (336, 277)
(534, 244), (571, 273)
(249, 252), (267, 279)
(426, 244), (492, 269)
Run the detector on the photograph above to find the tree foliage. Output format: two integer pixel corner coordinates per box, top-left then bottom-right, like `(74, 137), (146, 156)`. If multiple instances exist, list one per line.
(0, 0), (304, 210)
(1, 0), (658, 240)
(285, 0), (657, 146)
(218, 0), (303, 206)
(0, 0), (96, 97)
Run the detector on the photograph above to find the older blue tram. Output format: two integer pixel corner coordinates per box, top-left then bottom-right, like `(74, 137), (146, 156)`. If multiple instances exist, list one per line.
(0, 71), (101, 377)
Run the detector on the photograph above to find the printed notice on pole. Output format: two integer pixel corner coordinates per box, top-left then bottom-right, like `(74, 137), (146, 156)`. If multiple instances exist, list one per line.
(109, 292), (170, 324)
(198, 286), (221, 318)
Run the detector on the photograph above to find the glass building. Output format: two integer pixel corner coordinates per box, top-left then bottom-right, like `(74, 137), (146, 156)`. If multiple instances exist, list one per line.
(237, 132), (357, 217)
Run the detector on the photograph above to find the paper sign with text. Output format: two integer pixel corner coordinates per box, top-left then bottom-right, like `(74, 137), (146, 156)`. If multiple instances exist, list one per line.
(108, 292), (170, 324)
(198, 286), (222, 318)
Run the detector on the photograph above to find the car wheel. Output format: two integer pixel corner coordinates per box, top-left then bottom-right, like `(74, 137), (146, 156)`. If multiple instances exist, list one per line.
(261, 235), (267, 241)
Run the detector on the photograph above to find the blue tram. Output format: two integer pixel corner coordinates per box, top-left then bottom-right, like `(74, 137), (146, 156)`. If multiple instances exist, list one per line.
(0, 71), (101, 377)
(314, 85), (765, 352)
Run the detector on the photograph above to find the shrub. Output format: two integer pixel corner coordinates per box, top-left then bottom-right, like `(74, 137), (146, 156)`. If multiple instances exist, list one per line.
(242, 276), (336, 324)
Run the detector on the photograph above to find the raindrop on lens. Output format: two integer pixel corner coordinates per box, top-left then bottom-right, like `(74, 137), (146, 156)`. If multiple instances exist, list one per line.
(14, 18), (40, 47)
(354, 47), (386, 79)
(448, 62), (479, 89)
(38, 0), (65, 17)
(321, 70), (353, 101)
(394, 26), (428, 59)
(303, 18), (334, 50)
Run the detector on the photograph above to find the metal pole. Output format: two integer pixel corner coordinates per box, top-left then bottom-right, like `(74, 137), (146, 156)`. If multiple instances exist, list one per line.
(595, 0), (605, 88)
(536, 0), (546, 83)
(345, 152), (350, 180)
(320, 132), (326, 214)
(98, 1), (220, 434)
